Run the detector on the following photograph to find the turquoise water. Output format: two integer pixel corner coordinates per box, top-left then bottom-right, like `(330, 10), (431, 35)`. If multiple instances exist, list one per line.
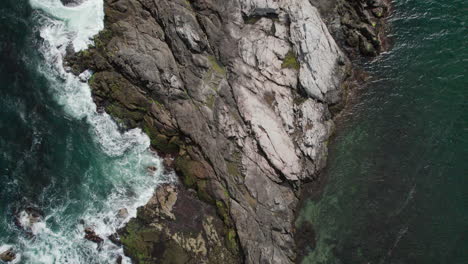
(298, 0), (467, 263)
(0, 0), (169, 263)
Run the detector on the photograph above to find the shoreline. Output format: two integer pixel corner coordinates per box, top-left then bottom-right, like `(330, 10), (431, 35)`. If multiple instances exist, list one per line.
(65, 0), (393, 263)
(295, 1), (394, 261)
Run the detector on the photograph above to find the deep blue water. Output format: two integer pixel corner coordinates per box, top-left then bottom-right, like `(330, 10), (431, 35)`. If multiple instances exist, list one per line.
(298, 0), (467, 263)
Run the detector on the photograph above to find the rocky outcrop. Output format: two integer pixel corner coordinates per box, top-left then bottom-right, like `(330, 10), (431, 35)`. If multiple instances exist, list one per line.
(315, 0), (392, 57)
(118, 183), (239, 263)
(65, 0), (390, 263)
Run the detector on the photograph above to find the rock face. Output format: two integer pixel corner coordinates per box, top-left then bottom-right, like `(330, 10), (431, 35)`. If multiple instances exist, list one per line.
(66, 0), (390, 263)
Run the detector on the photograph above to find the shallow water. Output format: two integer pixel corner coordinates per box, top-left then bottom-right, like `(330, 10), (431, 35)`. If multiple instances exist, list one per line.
(0, 0), (170, 263)
(298, 0), (467, 263)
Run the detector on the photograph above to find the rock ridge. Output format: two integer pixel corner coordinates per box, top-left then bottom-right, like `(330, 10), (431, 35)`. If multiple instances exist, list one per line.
(65, 0), (391, 263)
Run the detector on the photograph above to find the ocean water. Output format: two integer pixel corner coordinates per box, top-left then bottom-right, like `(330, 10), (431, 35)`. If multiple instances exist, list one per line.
(298, 0), (467, 263)
(0, 0), (170, 263)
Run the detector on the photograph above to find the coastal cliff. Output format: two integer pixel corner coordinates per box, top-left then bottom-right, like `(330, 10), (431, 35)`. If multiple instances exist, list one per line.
(65, 0), (390, 263)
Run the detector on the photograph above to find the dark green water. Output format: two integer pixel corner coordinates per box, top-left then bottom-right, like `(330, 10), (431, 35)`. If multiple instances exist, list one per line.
(298, 0), (467, 263)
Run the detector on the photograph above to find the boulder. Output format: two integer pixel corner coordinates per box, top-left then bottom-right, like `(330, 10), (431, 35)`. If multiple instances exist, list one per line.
(146, 166), (158, 173)
(117, 208), (129, 219)
(0, 247), (16, 262)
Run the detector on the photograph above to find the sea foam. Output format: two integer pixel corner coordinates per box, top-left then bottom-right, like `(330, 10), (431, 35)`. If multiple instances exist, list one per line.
(9, 0), (172, 263)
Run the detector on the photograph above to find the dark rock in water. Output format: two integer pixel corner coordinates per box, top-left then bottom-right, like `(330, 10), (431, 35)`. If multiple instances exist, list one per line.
(108, 233), (122, 246)
(60, 0), (84, 6)
(14, 207), (44, 233)
(0, 248), (16, 262)
(116, 255), (123, 264)
(295, 221), (317, 263)
(146, 166), (157, 173)
(325, 0), (391, 57)
(84, 227), (104, 244)
(359, 35), (378, 56)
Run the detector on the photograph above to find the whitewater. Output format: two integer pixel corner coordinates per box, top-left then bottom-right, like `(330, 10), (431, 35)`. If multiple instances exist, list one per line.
(0, 0), (170, 263)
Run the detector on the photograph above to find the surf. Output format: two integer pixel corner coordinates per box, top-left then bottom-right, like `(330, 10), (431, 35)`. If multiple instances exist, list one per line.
(0, 0), (171, 263)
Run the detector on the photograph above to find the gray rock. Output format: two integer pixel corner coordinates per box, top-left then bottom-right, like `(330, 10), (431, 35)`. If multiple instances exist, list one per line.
(66, 0), (384, 262)
(117, 208), (129, 219)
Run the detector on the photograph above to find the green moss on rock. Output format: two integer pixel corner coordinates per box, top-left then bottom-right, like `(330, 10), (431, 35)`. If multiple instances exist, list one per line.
(208, 56), (227, 76)
(143, 122), (180, 154)
(175, 157), (200, 188)
(120, 221), (159, 264)
(226, 161), (240, 177)
(197, 180), (215, 203)
(226, 229), (238, 252)
(215, 200), (232, 227)
(105, 103), (144, 127)
(281, 50), (300, 70)
(206, 94), (216, 109)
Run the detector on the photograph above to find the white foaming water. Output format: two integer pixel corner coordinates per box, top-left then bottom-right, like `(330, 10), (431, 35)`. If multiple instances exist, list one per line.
(9, 0), (173, 263)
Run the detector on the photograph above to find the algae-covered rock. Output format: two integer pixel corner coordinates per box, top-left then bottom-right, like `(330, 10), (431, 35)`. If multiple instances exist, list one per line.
(118, 184), (240, 264)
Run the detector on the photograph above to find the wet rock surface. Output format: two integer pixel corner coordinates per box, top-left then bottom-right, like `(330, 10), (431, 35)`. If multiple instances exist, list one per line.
(66, 0), (390, 263)
(84, 227), (104, 245)
(117, 208), (129, 219)
(0, 247), (16, 262)
(322, 0), (392, 57)
(13, 207), (44, 234)
(60, 0), (84, 7)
